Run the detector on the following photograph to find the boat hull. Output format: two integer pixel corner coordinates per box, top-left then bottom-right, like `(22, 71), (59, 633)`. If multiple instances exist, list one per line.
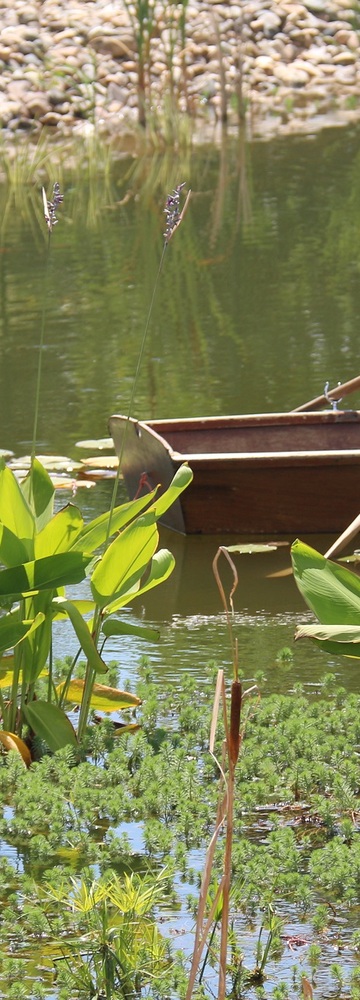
(109, 411), (360, 535)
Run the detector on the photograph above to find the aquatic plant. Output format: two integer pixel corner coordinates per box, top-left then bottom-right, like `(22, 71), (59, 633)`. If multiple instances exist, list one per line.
(292, 539), (360, 657)
(185, 545), (258, 999)
(0, 181), (193, 758)
(41, 867), (171, 999)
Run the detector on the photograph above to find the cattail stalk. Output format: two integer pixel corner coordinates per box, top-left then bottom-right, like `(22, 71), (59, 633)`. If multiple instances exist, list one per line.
(229, 678), (242, 767)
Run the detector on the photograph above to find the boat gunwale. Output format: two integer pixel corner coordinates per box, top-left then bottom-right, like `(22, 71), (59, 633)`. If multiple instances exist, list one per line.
(168, 449), (360, 463)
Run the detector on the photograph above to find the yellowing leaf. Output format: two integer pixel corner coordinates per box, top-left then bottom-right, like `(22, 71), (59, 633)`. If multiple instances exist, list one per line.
(0, 730), (31, 767)
(57, 679), (141, 712)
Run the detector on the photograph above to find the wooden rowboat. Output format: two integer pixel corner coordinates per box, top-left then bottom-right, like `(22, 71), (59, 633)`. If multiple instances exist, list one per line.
(109, 408), (360, 536)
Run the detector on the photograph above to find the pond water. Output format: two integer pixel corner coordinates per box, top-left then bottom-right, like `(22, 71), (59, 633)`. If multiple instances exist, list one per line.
(2, 123), (360, 697)
(1, 125), (360, 998)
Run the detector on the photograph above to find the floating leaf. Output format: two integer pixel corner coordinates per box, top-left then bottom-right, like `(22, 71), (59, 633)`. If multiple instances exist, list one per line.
(80, 457), (119, 469)
(57, 679), (141, 712)
(75, 438), (114, 450)
(0, 730), (31, 767)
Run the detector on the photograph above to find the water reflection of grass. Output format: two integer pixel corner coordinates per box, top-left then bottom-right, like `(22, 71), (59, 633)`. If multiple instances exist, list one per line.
(1, 667), (360, 996)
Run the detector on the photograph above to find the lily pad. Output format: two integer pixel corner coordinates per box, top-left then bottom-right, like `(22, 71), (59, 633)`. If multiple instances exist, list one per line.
(75, 437), (114, 450)
(78, 468), (120, 481)
(80, 456), (119, 469)
(8, 455), (81, 473)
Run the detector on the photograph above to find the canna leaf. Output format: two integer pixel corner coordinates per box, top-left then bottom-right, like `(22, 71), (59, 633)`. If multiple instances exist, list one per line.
(0, 460), (34, 558)
(52, 599), (95, 620)
(90, 511), (158, 609)
(0, 612), (45, 657)
(51, 597), (107, 674)
(101, 620), (160, 642)
(103, 548), (175, 614)
(295, 622), (360, 658)
(21, 458), (55, 531)
(0, 523), (31, 568)
(149, 463), (193, 519)
(291, 539), (360, 625)
(35, 504), (84, 559)
(22, 700), (78, 752)
(0, 551), (91, 598)
(71, 490), (158, 554)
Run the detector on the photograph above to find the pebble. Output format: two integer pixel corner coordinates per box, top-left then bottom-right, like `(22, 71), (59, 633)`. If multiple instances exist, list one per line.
(0, 0), (359, 139)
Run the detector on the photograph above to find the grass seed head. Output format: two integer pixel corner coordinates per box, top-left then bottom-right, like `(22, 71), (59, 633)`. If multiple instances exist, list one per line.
(42, 182), (64, 233)
(163, 182), (190, 244)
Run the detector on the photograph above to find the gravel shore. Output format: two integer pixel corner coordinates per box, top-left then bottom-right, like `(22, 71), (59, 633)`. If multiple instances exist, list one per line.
(1, 0), (360, 140)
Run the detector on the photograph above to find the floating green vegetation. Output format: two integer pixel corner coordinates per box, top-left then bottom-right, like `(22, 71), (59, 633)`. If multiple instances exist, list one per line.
(0, 667), (359, 996)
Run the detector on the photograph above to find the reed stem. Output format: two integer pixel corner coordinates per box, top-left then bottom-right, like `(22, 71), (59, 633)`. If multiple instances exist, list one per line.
(31, 233), (51, 481)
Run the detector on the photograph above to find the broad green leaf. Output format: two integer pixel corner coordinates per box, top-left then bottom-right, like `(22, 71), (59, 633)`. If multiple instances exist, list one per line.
(20, 602), (53, 683)
(72, 490), (158, 554)
(22, 700), (78, 751)
(101, 620), (160, 642)
(104, 548), (175, 614)
(295, 622), (360, 658)
(291, 539), (360, 625)
(21, 459), (55, 531)
(150, 464), (193, 519)
(52, 599), (95, 619)
(0, 523), (30, 567)
(57, 679), (141, 711)
(0, 731), (31, 766)
(35, 504), (84, 559)
(51, 597), (107, 674)
(0, 461), (34, 558)
(0, 612), (45, 657)
(90, 512), (158, 609)
(0, 551), (91, 598)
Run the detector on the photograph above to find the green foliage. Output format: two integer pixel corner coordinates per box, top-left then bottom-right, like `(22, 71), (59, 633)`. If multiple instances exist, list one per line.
(292, 539), (360, 656)
(0, 456), (192, 750)
(1, 679), (360, 995)
(42, 868), (171, 999)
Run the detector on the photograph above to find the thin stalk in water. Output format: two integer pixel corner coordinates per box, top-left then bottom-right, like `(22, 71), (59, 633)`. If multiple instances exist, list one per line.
(31, 184), (64, 495)
(77, 183), (191, 743)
